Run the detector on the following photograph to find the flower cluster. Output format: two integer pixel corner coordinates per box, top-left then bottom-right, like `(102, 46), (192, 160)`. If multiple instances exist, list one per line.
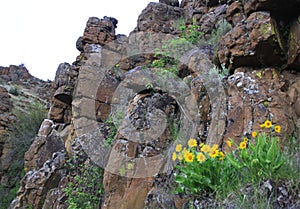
(258, 119), (281, 133)
(173, 120), (285, 197)
(227, 120), (281, 151)
(172, 139), (225, 164)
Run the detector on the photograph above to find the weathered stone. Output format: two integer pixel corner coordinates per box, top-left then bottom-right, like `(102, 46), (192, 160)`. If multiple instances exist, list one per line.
(223, 68), (296, 151)
(136, 2), (184, 33)
(37, 119), (54, 137)
(159, 0), (179, 7)
(95, 74), (120, 121)
(226, 1), (245, 26)
(218, 12), (285, 69)
(24, 130), (65, 171)
(198, 4), (227, 34)
(243, 0), (300, 19)
(10, 152), (66, 209)
(82, 16), (117, 47)
(0, 65), (32, 82)
(49, 98), (71, 123)
(288, 16), (300, 69)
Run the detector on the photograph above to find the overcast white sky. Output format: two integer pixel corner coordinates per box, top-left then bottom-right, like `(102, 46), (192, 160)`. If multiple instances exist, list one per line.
(0, 0), (160, 81)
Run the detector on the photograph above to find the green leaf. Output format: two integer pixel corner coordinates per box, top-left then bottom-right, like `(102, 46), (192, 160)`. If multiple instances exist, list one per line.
(226, 153), (242, 169)
(174, 175), (186, 184)
(266, 137), (277, 163)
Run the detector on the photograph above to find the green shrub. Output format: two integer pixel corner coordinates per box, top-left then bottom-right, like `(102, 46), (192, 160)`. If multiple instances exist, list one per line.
(64, 159), (104, 209)
(173, 120), (299, 202)
(9, 85), (20, 96)
(104, 114), (117, 146)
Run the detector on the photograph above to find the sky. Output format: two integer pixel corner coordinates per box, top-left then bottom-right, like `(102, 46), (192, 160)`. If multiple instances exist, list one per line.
(0, 0), (160, 81)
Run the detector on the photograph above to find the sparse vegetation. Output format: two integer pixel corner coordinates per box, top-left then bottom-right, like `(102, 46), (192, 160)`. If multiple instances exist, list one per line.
(8, 85), (20, 96)
(104, 114), (117, 146)
(0, 99), (47, 209)
(64, 158), (104, 209)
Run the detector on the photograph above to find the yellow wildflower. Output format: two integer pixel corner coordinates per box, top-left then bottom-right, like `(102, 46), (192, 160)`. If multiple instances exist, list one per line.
(175, 144), (183, 152)
(188, 138), (197, 148)
(197, 152), (206, 163)
(182, 147), (188, 155)
(209, 149), (219, 158)
(239, 141), (247, 149)
(211, 144), (219, 151)
(265, 120), (272, 128)
(172, 152), (177, 161)
(178, 153), (183, 161)
(226, 140), (232, 148)
(243, 137), (248, 143)
(252, 131), (258, 138)
(218, 151), (225, 160)
(260, 119), (272, 128)
(274, 125), (281, 133)
(201, 144), (211, 153)
(184, 152), (194, 162)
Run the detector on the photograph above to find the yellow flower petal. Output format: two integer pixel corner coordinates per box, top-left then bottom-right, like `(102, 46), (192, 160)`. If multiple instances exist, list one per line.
(184, 152), (194, 162)
(209, 149), (219, 158)
(264, 120), (272, 128)
(172, 152), (177, 161)
(201, 144), (211, 153)
(211, 144), (219, 151)
(274, 125), (281, 133)
(218, 151), (225, 160)
(175, 144), (182, 152)
(251, 131), (258, 138)
(239, 141), (247, 149)
(188, 138), (197, 148)
(226, 140), (232, 148)
(197, 152), (206, 163)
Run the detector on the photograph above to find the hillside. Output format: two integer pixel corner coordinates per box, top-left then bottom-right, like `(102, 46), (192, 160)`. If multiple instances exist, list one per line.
(2, 0), (300, 208)
(0, 65), (52, 208)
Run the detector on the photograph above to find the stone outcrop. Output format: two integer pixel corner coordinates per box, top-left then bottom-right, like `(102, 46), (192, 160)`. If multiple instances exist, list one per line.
(0, 87), (15, 135)
(0, 65), (32, 82)
(136, 2), (184, 33)
(219, 11), (285, 69)
(8, 0), (300, 209)
(80, 16), (118, 48)
(10, 151), (66, 209)
(0, 87), (16, 188)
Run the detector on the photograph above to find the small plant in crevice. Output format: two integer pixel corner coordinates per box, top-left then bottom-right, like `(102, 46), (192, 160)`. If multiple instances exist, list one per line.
(179, 18), (204, 45)
(64, 158), (104, 209)
(104, 114), (118, 146)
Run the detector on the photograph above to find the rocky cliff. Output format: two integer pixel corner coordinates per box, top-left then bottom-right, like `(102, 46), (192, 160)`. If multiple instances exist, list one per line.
(6, 0), (300, 208)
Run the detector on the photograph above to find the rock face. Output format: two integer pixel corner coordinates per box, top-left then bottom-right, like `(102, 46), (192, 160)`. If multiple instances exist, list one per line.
(8, 0), (300, 209)
(0, 65), (32, 82)
(136, 2), (184, 33)
(0, 87), (16, 188)
(0, 87), (15, 136)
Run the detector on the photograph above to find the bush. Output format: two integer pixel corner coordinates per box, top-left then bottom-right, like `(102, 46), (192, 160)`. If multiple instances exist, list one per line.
(64, 158), (104, 209)
(8, 85), (20, 96)
(173, 120), (299, 203)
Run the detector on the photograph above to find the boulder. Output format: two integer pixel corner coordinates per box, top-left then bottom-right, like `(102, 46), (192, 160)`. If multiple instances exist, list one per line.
(218, 12), (285, 69)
